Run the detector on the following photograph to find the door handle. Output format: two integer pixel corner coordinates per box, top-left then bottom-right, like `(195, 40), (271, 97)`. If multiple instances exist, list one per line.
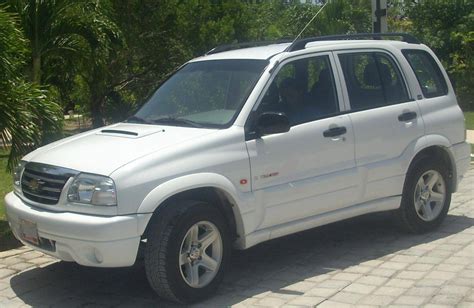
(398, 111), (417, 122)
(323, 126), (347, 138)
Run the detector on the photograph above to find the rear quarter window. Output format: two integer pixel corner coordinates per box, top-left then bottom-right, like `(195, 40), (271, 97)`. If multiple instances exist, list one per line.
(402, 49), (448, 98)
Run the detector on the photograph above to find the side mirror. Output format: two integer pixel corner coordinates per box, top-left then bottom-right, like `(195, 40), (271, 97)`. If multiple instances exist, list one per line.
(256, 112), (290, 137)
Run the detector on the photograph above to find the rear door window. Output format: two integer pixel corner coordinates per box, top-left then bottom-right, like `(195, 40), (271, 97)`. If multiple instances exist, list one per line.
(402, 49), (448, 98)
(338, 52), (409, 111)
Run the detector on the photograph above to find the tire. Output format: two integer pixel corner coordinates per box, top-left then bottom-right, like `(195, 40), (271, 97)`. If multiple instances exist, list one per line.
(396, 158), (452, 233)
(144, 200), (231, 304)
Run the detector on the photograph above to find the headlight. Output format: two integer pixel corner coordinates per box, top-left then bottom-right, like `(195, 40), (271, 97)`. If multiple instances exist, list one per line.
(67, 173), (117, 206)
(13, 161), (26, 193)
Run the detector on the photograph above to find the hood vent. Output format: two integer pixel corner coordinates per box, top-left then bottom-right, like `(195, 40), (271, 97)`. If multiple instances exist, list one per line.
(96, 123), (165, 138)
(100, 129), (138, 136)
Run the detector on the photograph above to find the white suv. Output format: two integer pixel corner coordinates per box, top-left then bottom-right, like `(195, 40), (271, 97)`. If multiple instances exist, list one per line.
(5, 33), (471, 303)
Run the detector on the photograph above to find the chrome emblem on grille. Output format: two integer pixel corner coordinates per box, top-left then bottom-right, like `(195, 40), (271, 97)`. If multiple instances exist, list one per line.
(29, 179), (41, 192)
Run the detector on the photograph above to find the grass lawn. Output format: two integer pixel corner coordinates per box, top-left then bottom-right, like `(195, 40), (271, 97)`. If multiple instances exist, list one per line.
(465, 111), (474, 130)
(0, 149), (21, 251)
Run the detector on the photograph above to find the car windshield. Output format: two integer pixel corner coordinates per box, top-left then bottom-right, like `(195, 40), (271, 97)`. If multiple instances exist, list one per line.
(132, 59), (269, 128)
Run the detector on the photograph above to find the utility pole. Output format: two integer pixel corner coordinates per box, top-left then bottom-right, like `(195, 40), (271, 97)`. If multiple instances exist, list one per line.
(372, 0), (387, 33)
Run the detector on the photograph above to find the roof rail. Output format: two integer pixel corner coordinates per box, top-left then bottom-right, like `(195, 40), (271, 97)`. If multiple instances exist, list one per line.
(206, 39), (292, 55)
(287, 33), (420, 52)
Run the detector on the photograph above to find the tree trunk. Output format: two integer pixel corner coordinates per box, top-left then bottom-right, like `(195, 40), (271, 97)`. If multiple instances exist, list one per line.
(90, 96), (105, 128)
(32, 54), (41, 84)
(32, 1), (41, 84)
(89, 66), (107, 128)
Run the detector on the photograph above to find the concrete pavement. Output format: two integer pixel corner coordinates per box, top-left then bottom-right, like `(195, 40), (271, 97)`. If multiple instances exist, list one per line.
(467, 130), (474, 144)
(0, 167), (473, 307)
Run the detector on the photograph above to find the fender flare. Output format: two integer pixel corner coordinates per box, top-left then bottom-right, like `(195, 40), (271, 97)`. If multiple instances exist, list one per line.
(404, 134), (456, 182)
(137, 173), (246, 239)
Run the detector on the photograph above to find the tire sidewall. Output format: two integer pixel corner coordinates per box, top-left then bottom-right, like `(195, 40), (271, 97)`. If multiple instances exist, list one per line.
(163, 202), (231, 303)
(401, 159), (451, 233)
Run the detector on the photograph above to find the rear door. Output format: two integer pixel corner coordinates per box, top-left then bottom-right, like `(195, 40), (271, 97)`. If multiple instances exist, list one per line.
(335, 50), (424, 203)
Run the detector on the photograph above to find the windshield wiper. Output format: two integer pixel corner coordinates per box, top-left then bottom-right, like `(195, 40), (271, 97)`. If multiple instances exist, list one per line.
(151, 117), (203, 128)
(125, 115), (151, 124)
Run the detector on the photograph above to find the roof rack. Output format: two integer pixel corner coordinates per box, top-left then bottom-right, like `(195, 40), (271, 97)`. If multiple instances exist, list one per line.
(204, 33), (419, 56)
(206, 39), (292, 55)
(287, 32), (420, 52)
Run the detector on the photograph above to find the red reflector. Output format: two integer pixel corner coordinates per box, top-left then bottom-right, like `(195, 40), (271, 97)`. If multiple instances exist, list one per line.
(240, 179), (247, 185)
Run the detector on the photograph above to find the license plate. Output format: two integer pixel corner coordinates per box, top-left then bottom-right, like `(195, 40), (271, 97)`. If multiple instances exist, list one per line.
(19, 219), (39, 245)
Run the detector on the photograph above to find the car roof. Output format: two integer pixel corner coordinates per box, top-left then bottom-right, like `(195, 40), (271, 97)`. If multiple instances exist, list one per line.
(190, 43), (291, 61)
(189, 40), (423, 62)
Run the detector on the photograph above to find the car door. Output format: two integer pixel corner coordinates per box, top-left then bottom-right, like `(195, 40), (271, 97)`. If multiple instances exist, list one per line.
(245, 53), (358, 230)
(335, 50), (424, 203)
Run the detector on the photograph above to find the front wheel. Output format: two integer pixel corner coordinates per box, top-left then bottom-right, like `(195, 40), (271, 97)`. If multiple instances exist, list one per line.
(178, 220), (223, 289)
(397, 159), (451, 233)
(144, 201), (231, 304)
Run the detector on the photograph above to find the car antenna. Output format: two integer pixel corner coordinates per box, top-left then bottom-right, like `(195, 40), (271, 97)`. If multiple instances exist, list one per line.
(285, 0), (329, 52)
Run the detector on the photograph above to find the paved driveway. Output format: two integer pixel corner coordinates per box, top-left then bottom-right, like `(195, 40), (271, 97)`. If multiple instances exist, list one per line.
(1, 167), (473, 307)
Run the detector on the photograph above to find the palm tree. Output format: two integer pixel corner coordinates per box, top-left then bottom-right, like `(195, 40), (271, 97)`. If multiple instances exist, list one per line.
(0, 7), (62, 171)
(7, 0), (121, 84)
(6, 0), (121, 127)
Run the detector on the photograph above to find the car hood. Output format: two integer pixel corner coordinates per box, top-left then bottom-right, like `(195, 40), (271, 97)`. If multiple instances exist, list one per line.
(23, 123), (217, 175)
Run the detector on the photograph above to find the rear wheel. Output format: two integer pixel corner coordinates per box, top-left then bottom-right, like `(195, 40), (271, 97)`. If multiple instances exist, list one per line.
(397, 159), (451, 233)
(144, 201), (230, 303)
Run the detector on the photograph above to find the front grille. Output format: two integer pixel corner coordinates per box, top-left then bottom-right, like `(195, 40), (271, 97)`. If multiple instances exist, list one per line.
(21, 163), (78, 205)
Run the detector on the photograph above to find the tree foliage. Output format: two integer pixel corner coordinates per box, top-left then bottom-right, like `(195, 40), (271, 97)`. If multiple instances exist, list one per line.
(104, 0), (373, 125)
(0, 6), (62, 171)
(389, 0), (473, 110)
(1, 0), (472, 170)
(5, 0), (123, 127)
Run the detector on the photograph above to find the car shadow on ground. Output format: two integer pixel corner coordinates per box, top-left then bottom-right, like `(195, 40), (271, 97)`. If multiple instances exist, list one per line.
(0, 221), (22, 252)
(9, 212), (474, 307)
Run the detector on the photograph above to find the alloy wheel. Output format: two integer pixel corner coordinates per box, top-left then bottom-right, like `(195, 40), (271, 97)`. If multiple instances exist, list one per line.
(413, 169), (446, 222)
(178, 221), (223, 288)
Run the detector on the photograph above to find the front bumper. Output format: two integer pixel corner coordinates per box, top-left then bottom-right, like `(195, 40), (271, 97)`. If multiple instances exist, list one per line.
(4, 192), (152, 267)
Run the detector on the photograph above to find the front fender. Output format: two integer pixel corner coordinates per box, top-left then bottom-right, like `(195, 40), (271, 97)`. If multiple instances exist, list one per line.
(136, 173), (251, 244)
(137, 173), (240, 213)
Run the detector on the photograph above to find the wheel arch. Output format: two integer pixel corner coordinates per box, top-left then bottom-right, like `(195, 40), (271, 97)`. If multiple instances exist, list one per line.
(406, 135), (456, 191)
(138, 173), (246, 247)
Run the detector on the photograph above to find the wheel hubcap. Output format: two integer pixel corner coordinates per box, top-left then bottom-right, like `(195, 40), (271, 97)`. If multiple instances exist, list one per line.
(179, 221), (223, 288)
(188, 246), (201, 261)
(414, 170), (446, 222)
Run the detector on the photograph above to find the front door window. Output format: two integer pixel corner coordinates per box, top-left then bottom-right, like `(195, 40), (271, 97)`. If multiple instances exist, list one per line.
(258, 55), (339, 126)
